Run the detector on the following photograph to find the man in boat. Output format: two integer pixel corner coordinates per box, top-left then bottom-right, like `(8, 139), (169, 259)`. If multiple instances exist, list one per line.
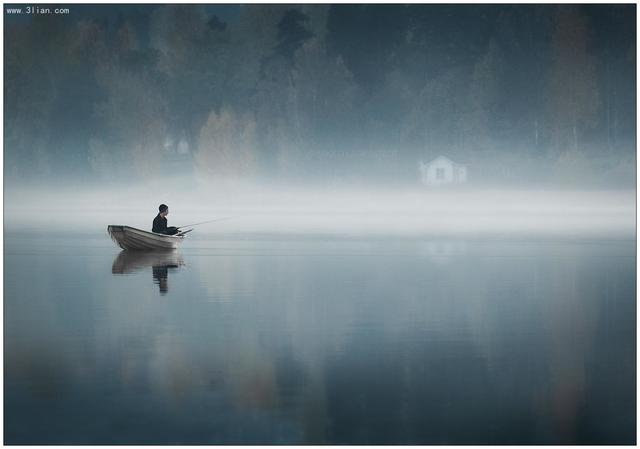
(152, 204), (179, 235)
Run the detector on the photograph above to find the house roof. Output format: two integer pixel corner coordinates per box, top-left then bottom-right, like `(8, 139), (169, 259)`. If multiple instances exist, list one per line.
(423, 155), (466, 167)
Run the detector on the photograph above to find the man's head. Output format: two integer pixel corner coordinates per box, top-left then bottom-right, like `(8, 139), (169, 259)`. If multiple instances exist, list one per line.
(159, 204), (169, 217)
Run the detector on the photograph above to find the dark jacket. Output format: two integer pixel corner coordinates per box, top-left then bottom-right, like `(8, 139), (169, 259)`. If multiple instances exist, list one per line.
(153, 214), (167, 233)
(153, 214), (179, 235)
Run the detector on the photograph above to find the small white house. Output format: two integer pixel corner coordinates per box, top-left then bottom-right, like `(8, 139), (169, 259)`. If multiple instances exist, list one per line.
(419, 155), (468, 186)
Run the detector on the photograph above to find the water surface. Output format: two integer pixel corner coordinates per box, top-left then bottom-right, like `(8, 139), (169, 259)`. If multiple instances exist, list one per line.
(4, 231), (636, 444)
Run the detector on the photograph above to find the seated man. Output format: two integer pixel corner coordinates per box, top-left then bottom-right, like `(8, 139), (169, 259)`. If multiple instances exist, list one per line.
(152, 204), (179, 235)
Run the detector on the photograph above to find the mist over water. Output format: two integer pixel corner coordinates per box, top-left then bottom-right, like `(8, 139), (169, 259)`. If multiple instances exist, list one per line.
(5, 180), (635, 238)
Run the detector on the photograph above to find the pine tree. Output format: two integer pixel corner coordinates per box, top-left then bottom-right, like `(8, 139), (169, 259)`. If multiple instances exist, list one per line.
(547, 5), (599, 155)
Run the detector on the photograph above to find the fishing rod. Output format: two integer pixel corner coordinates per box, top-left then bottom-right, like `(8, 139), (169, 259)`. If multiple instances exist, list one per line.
(177, 217), (232, 229)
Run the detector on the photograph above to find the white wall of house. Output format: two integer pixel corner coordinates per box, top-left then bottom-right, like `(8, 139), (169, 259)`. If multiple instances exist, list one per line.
(420, 156), (467, 186)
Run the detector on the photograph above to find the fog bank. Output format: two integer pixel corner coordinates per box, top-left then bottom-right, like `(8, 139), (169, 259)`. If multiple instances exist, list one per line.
(5, 184), (634, 238)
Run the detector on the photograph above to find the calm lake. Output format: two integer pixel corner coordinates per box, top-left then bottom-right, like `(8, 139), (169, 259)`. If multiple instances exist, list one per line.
(4, 230), (636, 444)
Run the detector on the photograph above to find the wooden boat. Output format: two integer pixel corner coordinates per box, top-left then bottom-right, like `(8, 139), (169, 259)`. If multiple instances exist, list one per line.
(107, 225), (186, 250)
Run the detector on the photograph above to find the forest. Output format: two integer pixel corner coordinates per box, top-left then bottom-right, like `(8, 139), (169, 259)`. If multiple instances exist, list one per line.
(4, 4), (636, 187)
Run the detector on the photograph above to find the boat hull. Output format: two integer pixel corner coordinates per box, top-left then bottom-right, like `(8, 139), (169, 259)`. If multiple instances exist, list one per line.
(107, 225), (184, 250)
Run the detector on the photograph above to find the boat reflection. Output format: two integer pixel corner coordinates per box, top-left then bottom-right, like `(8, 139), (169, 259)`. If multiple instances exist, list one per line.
(112, 250), (185, 295)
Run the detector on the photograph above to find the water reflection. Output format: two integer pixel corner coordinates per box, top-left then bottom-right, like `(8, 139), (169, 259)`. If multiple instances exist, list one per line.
(112, 250), (185, 294)
(420, 240), (467, 265)
(4, 235), (636, 444)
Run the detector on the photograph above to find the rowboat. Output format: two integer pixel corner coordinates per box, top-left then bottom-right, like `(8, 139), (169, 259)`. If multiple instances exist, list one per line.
(107, 225), (186, 250)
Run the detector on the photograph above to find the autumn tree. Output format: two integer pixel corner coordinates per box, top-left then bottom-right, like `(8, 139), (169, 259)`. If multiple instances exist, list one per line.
(195, 108), (257, 178)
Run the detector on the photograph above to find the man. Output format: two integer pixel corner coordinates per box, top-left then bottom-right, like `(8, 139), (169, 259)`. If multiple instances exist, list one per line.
(152, 204), (179, 235)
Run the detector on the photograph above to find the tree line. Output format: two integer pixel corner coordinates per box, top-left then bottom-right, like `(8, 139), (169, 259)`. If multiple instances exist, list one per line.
(4, 4), (635, 186)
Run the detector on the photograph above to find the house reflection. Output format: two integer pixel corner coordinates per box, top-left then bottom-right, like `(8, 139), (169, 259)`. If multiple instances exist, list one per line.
(112, 250), (185, 295)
